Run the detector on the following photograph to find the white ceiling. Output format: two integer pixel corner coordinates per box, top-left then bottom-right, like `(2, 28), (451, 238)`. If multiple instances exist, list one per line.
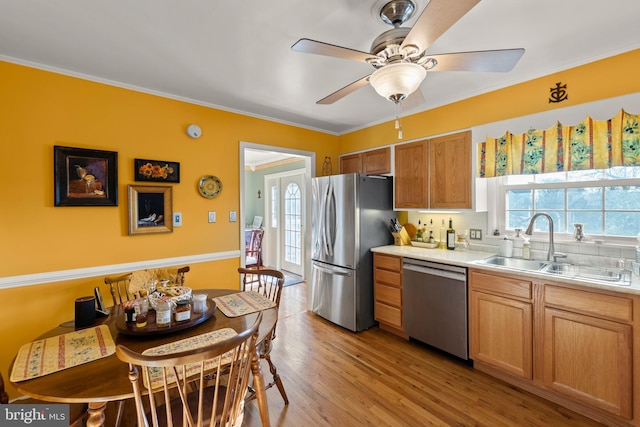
(1, 0), (639, 135)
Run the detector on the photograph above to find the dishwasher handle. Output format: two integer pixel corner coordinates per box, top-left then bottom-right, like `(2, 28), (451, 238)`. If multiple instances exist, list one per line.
(402, 263), (466, 282)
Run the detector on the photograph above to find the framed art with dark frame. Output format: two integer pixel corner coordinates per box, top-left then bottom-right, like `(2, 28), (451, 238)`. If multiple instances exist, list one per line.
(134, 158), (180, 183)
(54, 146), (118, 206)
(128, 185), (173, 235)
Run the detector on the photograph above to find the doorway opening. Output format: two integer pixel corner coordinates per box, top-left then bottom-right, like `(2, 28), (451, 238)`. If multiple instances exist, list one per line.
(239, 142), (315, 287)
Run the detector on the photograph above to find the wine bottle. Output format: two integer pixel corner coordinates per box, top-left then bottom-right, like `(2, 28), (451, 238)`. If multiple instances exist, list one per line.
(446, 217), (456, 250)
(439, 219), (446, 249)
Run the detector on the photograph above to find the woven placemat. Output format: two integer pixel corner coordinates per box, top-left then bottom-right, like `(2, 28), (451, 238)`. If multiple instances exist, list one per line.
(141, 328), (237, 389)
(11, 325), (115, 382)
(213, 291), (276, 318)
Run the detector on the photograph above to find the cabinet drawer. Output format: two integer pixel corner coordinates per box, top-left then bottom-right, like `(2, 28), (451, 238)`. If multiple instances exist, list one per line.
(375, 269), (401, 287)
(544, 284), (633, 323)
(374, 253), (402, 271)
(470, 270), (532, 300)
(375, 283), (401, 307)
(375, 302), (402, 328)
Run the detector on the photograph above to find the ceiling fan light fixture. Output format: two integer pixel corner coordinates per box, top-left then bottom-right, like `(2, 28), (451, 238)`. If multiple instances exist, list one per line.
(369, 62), (426, 102)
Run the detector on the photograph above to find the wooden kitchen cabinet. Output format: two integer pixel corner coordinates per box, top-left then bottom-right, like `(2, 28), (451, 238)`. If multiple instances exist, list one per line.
(394, 131), (471, 209)
(373, 253), (406, 337)
(363, 147), (391, 175)
(394, 140), (429, 208)
(542, 284), (633, 419)
(340, 147), (391, 175)
(429, 131), (471, 209)
(470, 267), (640, 426)
(469, 269), (533, 379)
(340, 153), (362, 174)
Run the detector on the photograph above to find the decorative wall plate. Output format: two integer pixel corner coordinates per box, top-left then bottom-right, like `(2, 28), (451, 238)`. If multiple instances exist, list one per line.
(198, 175), (222, 198)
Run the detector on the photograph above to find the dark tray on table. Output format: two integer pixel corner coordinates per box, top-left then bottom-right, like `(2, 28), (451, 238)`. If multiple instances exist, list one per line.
(116, 300), (217, 336)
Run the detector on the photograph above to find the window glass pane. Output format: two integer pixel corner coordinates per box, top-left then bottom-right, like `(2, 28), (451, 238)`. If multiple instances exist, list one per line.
(506, 211), (531, 230)
(567, 187), (602, 210)
(605, 186), (640, 210)
(506, 189), (532, 209)
(607, 166), (640, 179)
(530, 211), (565, 233)
(534, 189), (565, 210)
(536, 171), (565, 183)
(567, 169), (602, 181)
(605, 212), (640, 236)
(568, 212), (603, 235)
(271, 186), (278, 228)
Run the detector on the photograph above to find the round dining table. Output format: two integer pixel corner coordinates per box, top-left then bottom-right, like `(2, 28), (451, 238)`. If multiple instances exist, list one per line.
(10, 289), (276, 427)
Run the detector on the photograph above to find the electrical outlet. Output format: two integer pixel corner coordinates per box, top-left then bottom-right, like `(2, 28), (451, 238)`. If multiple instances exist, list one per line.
(470, 229), (482, 240)
(173, 212), (182, 227)
(229, 211), (237, 222)
(208, 211), (216, 223)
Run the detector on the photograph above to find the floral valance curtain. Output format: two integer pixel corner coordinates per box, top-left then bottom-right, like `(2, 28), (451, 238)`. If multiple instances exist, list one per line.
(477, 109), (640, 178)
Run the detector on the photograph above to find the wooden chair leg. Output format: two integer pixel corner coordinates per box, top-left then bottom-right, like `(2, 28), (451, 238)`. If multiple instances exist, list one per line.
(114, 400), (125, 427)
(263, 352), (289, 404)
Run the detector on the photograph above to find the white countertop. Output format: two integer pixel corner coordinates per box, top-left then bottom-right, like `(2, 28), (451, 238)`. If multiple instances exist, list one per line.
(371, 245), (640, 295)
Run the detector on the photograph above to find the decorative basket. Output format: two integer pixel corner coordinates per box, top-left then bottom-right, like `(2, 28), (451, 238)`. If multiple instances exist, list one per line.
(148, 286), (192, 310)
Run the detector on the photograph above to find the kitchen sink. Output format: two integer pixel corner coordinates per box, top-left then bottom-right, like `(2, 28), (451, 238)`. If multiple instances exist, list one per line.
(476, 256), (631, 285)
(476, 256), (546, 271)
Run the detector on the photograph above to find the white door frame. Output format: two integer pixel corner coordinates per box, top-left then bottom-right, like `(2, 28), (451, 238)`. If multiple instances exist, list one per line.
(239, 141), (315, 285)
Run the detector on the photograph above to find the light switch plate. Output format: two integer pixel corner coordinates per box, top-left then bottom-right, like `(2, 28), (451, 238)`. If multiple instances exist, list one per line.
(229, 211), (237, 222)
(173, 212), (182, 227)
(208, 211), (216, 223)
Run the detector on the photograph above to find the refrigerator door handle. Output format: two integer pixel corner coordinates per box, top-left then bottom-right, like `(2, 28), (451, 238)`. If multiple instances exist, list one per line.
(312, 261), (353, 277)
(323, 182), (334, 257)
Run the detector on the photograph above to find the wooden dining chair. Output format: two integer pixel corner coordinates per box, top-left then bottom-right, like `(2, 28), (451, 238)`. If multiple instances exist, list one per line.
(116, 312), (266, 427)
(245, 229), (264, 270)
(104, 273), (134, 306)
(0, 371), (87, 427)
(176, 265), (190, 285)
(238, 267), (289, 404)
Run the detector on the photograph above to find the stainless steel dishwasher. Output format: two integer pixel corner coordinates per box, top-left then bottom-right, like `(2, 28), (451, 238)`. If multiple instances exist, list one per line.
(403, 258), (468, 360)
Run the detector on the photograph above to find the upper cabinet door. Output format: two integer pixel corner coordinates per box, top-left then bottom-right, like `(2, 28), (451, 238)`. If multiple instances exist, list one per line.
(394, 140), (429, 209)
(429, 131), (471, 209)
(339, 153), (362, 174)
(363, 147), (391, 175)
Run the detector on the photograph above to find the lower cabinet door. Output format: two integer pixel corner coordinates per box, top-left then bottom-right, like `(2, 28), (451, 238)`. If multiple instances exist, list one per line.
(543, 307), (632, 419)
(469, 290), (533, 379)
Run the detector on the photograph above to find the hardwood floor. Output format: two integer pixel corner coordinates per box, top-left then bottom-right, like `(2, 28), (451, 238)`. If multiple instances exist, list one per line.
(110, 282), (604, 426)
(242, 282), (603, 427)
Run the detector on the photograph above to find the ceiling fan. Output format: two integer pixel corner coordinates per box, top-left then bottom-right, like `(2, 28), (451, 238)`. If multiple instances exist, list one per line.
(291, 0), (525, 106)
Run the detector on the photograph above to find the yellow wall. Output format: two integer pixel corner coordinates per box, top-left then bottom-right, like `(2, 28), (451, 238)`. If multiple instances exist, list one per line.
(0, 60), (339, 397)
(2, 49), (639, 399)
(339, 49), (640, 151)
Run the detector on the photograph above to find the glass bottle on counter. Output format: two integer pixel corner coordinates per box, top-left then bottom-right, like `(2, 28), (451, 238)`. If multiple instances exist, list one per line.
(439, 219), (446, 249)
(446, 217), (456, 250)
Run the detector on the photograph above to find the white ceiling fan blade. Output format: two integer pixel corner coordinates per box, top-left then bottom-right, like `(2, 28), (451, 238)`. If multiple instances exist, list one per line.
(428, 49), (525, 72)
(317, 75), (372, 104)
(401, 0), (480, 52)
(292, 38), (376, 63)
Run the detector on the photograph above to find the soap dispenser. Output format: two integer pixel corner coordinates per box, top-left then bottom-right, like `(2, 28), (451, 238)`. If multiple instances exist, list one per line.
(499, 235), (514, 258)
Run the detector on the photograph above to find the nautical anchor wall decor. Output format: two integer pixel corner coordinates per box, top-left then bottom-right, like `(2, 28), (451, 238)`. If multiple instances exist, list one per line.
(549, 82), (568, 103)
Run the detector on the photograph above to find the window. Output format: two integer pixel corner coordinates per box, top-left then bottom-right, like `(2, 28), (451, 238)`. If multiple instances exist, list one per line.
(501, 166), (640, 238)
(283, 183), (301, 265)
(270, 185), (278, 228)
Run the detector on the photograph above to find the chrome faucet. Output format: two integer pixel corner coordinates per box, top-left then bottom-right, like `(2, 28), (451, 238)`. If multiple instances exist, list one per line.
(524, 213), (566, 262)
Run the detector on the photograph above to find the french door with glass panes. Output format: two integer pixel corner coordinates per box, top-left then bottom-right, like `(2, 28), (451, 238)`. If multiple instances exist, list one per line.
(265, 170), (304, 276)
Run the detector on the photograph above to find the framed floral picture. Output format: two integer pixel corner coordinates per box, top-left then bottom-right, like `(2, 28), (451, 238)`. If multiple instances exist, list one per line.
(134, 158), (180, 183)
(54, 146), (118, 206)
(128, 185), (173, 235)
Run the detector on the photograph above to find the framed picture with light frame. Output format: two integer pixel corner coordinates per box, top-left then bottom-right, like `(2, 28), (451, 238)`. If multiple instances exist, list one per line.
(128, 185), (173, 235)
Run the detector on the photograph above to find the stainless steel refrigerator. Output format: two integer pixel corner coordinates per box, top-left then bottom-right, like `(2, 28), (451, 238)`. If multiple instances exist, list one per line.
(310, 173), (394, 332)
